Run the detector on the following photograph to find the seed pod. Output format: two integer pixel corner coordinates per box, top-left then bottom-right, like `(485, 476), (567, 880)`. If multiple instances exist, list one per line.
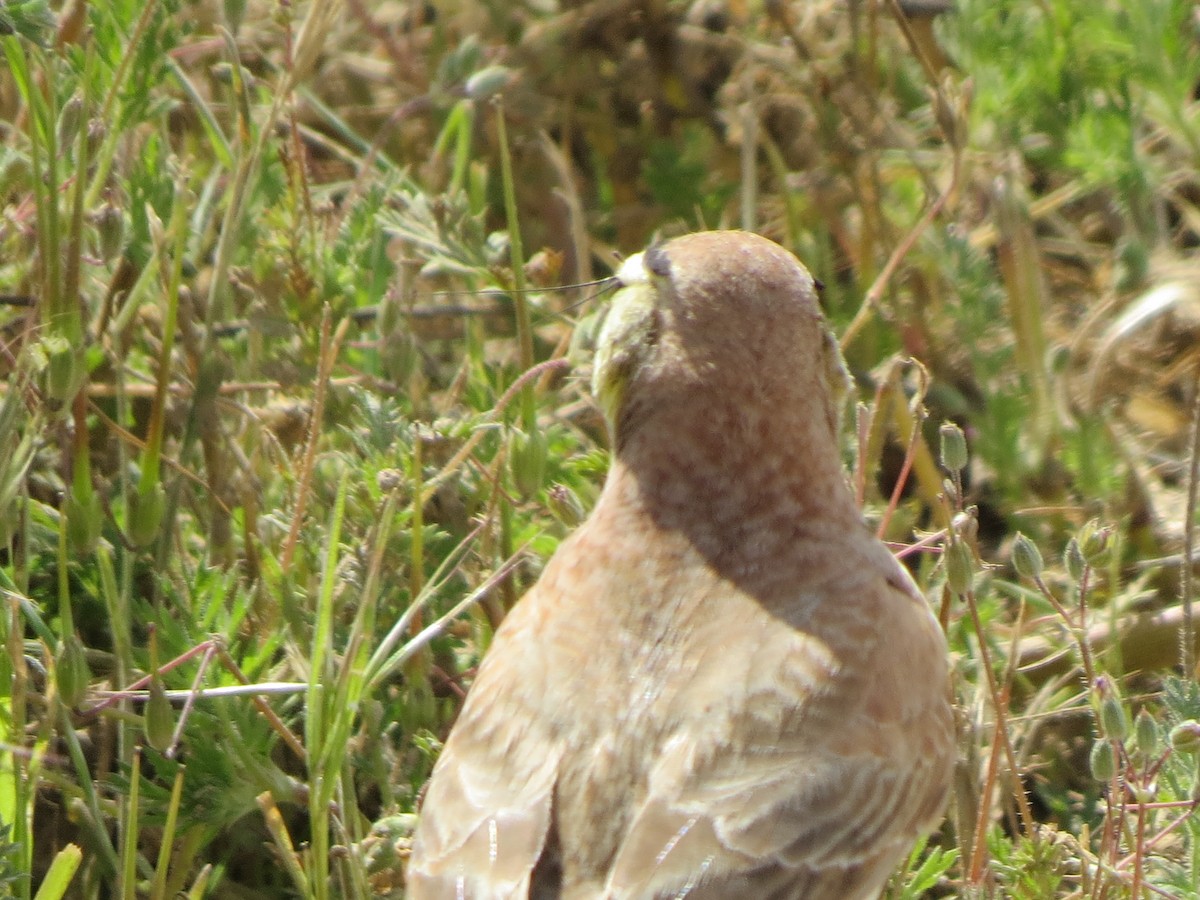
(144, 677), (175, 753)
(56, 635), (90, 708)
(944, 538), (974, 595)
(1135, 709), (1158, 759)
(128, 483), (166, 547)
(938, 422), (967, 474)
(85, 118), (105, 159)
(381, 330), (419, 384)
(1011, 532), (1043, 580)
(57, 95), (84, 150)
(1089, 739), (1116, 782)
(45, 341), (83, 402)
(93, 204), (125, 262)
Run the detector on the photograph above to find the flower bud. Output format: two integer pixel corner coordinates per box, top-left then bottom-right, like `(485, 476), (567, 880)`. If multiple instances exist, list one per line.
(1079, 519), (1112, 564)
(65, 481), (103, 555)
(1170, 720), (1200, 753)
(509, 428), (547, 499)
(952, 509), (979, 545)
(376, 468), (404, 494)
(1064, 537), (1086, 582)
(465, 66), (512, 100)
(1011, 532), (1043, 580)
(128, 483), (166, 547)
(1099, 694), (1128, 741)
(548, 483), (585, 527)
(1131, 782), (1156, 804)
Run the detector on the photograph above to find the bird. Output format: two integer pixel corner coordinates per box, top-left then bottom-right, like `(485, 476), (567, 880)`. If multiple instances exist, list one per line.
(406, 230), (955, 899)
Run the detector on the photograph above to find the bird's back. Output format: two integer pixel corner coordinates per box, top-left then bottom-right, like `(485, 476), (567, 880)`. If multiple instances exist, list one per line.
(408, 505), (952, 899)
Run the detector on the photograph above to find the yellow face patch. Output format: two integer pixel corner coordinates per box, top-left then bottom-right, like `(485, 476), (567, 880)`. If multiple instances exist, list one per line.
(592, 252), (660, 427)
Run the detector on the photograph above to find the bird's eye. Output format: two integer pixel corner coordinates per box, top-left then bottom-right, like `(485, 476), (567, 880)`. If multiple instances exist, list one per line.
(813, 277), (826, 296)
(645, 244), (671, 278)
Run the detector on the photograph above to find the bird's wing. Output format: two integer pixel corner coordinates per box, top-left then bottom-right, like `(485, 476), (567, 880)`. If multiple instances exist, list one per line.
(406, 601), (562, 900)
(607, 578), (953, 899)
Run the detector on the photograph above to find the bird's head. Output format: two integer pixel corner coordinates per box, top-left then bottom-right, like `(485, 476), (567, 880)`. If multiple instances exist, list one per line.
(592, 231), (850, 450)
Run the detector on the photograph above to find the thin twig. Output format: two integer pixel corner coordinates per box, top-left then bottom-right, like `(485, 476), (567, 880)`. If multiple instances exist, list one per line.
(95, 682), (308, 700)
(281, 308), (349, 571)
(165, 641), (218, 759)
(876, 389), (924, 538)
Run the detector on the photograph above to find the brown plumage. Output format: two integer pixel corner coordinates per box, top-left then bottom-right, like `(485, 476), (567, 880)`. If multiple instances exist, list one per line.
(406, 231), (955, 899)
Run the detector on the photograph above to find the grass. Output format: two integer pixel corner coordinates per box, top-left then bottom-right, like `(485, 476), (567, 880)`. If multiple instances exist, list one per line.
(4, 0), (1200, 896)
